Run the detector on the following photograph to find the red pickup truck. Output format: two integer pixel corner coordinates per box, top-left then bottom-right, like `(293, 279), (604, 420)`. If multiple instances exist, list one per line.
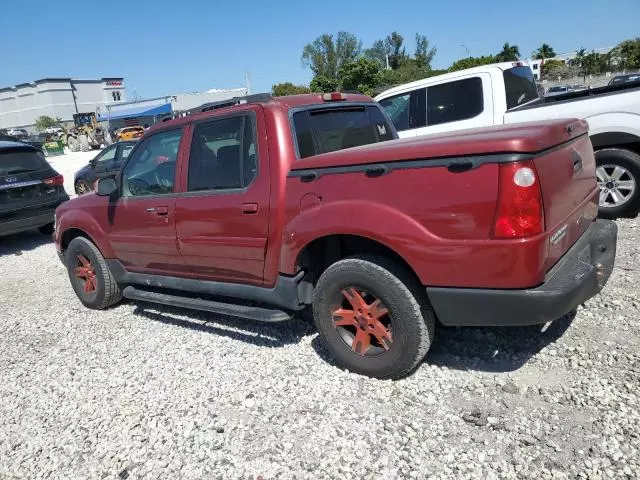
(54, 93), (617, 379)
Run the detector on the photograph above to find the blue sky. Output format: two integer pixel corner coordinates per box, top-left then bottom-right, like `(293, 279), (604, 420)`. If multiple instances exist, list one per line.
(1, 0), (638, 98)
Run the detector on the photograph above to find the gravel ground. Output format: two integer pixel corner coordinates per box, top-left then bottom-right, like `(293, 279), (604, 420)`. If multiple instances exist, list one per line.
(46, 150), (96, 197)
(0, 168), (638, 479)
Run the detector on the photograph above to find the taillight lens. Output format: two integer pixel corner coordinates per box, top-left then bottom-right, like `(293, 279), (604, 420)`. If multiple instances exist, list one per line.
(492, 161), (544, 238)
(43, 175), (64, 186)
(322, 92), (346, 101)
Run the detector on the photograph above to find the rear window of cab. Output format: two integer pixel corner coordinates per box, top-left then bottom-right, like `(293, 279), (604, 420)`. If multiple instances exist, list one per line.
(292, 105), (396, 159)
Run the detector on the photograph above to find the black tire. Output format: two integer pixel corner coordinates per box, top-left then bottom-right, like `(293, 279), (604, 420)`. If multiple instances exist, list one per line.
(75, 180), (91, 195)
(313, 255), (435, 379)
(595, 148), (640, 219)
(38, 222), (54, 235)
(65, 237), (122, 309)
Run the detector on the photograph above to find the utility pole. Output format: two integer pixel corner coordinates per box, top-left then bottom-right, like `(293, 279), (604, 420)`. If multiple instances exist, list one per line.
(245, 72), (251, 95)
(462, 45), (470, 57)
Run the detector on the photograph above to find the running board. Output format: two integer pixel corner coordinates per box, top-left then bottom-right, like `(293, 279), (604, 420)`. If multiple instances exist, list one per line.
(122, 286), (293, 323)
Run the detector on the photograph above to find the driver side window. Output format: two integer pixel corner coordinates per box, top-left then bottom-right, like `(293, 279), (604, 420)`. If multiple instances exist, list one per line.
(94, 145), (117, 164)
(121, 128), (183, 197)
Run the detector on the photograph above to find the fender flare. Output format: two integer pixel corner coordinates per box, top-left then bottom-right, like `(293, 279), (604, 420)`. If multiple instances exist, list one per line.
(279, 200), (441, 283)
(57, 209), (115, 258)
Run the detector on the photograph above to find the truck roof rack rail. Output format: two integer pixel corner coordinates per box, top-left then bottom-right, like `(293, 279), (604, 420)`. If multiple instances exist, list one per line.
(191, 93), (273, 115)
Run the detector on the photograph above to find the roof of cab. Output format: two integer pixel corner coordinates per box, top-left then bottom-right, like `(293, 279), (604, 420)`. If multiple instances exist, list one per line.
(147, 92), (375, 133)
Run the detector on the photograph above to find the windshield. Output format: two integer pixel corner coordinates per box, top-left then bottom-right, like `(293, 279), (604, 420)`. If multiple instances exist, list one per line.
(0, 150), (47, 176)
(293, 105), (396, 159)
(503, 66), (539, 109)
(548, 86), (566, 92)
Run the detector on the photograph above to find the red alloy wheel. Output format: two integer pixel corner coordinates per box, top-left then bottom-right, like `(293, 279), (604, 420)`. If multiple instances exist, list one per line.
(74, 255), (97, 294)
(331, 287), (393, 356)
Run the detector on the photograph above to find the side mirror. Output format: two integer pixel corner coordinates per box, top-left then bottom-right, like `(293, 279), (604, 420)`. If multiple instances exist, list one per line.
(96, 177), (118, 196)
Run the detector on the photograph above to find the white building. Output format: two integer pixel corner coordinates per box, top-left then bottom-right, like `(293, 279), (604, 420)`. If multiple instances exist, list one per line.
(0, 77), (125, 130)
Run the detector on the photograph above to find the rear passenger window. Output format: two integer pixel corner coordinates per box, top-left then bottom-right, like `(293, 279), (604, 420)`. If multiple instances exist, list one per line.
(293, 106), (395, 159)
(378, 93), (411, 131)
(187, 114), (258, 191)
(427, 77), (483, 126)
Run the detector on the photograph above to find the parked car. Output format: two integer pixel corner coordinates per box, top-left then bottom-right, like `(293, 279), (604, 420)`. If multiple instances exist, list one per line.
(74, 140), (136, 195)
(44, 127), (65, 135)
(116, 126), (145, 141)
(54, 93), (616, 379)
(375, 62), (640, 219)
(1, 141), (69, 237)
(0, 133), (45, 153)
(608, 73), (640, 86)
(7, 128), (28, 139)
(545, 84), (575, 96)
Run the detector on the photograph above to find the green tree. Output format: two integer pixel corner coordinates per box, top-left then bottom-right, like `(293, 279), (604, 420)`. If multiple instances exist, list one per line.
(338, 58), (381, 95)
(541, 59), (567, 78)
(449, 55), (498, 72)
(543, 60), (579, 80)
(310, 75), (340, 93)
(377, 60), (434, 89)
(414, 34), (437, 70)
(363, 39), (389, 68)
(385, 32), (407, 69)
(532, 43), (556, 60)
(34, 115), (60, 131)
(301, 32), (361, 80)
(271, 82), (311, 96)
(611, 38), (640, 70)
(495, 43), (520, 62)
(571, 48), (587, 79)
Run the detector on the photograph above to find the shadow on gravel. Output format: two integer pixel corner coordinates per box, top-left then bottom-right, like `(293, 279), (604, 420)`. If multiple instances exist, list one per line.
(425, 311), (576, 373)
(0, 230), (52, 257)
(309, 312), (576, 376)
(131, 302), (316, 348)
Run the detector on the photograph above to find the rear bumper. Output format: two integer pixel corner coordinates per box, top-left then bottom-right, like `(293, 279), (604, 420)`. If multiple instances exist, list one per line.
(0, 196), (69, 237)
(427, 219), (617, 326)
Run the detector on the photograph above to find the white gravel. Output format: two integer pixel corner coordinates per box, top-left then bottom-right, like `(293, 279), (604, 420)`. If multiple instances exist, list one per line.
(0, 161), (639, 479)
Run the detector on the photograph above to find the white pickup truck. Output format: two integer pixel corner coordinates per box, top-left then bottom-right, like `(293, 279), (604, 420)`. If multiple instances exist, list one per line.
(375, 63), (640, 218)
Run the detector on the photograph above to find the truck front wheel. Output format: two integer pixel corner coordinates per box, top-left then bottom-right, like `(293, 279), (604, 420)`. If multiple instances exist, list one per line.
(312, 255), (435, 379)
(596, 148), (640, 219)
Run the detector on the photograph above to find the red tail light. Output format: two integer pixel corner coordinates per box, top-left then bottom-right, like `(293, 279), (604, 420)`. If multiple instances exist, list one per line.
(322, 92), (346, 101)
(43, 175), (64, 186)
(492, 161), (544, 238)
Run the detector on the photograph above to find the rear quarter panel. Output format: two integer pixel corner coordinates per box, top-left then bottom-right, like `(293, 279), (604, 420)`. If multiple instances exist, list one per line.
(279, 163), (557, 289)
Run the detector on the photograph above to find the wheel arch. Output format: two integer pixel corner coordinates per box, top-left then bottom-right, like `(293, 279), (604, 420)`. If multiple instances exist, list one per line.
(294, 234), (423, 288)
(57, 210), (114, 258)
(60, 228), (101, 255)
(590, 131), (640, 156)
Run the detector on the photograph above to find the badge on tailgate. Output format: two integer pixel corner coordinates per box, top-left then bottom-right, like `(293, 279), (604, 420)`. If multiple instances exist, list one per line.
(550, 224), (568, 245)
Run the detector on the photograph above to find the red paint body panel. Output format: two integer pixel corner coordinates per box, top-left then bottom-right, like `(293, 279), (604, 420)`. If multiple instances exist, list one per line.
(55, 91), (598, 294)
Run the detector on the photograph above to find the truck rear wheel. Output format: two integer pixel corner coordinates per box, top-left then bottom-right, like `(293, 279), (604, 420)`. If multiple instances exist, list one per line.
(312, 255), (435, 379)
(596, 148), (640, 219)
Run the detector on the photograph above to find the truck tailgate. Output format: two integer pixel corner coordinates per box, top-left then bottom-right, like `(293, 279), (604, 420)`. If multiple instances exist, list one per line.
(531, 120), (599, 271)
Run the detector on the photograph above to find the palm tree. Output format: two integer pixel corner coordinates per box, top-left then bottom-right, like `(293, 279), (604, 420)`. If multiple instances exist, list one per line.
(573, 47), (587, 80)
(496, 43), (520, 62)
(533, 43), (556, 60)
